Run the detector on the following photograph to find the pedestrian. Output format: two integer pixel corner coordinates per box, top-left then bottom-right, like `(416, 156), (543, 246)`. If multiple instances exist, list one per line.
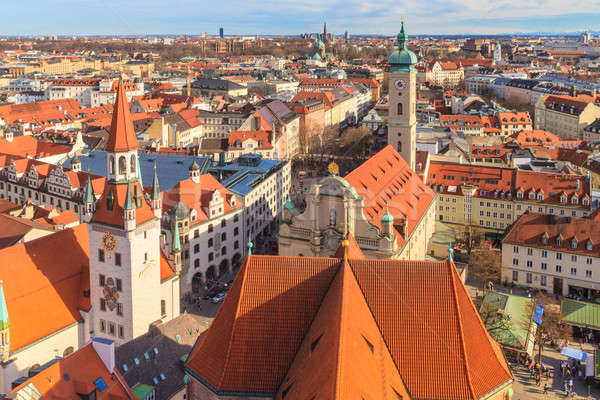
(535, 374), (541, 386)
(569, 378), (573, 392)
(543, 383), (548, 395)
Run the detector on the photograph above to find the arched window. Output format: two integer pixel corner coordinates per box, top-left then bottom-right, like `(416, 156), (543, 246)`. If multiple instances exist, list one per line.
(397, 103), (403, 115)
(130, 154), (136, 173)
(63, 346), (74, 357)
(109, 156), (115, 175)
(397, 142), (402, 152)
(118, 156), (126, 175)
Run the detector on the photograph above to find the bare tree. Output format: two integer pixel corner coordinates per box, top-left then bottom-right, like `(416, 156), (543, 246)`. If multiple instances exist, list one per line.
(529, 292), (572, 363)
(468, 245), (502, 293)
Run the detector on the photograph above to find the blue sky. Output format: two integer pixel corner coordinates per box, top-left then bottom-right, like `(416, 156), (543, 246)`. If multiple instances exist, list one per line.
(3, 0), (600, 36)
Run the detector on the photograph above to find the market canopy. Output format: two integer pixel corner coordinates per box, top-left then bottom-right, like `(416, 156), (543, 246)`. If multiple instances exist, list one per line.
(561, 298), (600, 330)
(561, 347), (588, 361)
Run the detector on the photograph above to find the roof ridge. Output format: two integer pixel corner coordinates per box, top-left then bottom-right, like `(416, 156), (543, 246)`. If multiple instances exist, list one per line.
(333, 260), (350, 398)
(448, 260), (476, 399)
(217, 254), (251, 389)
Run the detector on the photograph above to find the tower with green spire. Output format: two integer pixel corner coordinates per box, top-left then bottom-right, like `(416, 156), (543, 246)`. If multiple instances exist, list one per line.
(247, 234), (253, 256)
(0, 280), (9, 362)
(83, 175), (96, 222)
(172, 217), (182, 271)
(387, 19), (418, 170)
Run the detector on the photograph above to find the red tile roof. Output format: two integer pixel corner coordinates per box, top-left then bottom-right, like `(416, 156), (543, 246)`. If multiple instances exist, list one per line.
(0, 225), (90, 351)
(344, 145), (435, 247)
(503, 213), (600, 256)
(104, 82), (138, 153)
(92, 181), (155, 227)
(228, 130), (272, 149)
(0, 135), (71, 159)
(6, 343), (133, 399)
(186, 255), (512, 399)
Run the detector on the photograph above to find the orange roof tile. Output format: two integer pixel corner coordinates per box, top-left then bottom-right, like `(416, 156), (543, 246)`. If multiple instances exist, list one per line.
(0, 225), (90, 351)
(104, 82), (138, 153)
(186, 255), (512, 399)
(344, 145), (435, 247)
(92, 181), (155, 227)
(6, 343), (133, 399)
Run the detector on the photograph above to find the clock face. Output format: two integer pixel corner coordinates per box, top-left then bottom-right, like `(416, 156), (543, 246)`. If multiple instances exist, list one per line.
(102, 231), (116, 252)
(394, 79), (407, 91)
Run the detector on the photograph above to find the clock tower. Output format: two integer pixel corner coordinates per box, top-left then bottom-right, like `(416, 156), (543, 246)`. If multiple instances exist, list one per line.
(88, 81), (163, 345)
(387, 21), (418, 170)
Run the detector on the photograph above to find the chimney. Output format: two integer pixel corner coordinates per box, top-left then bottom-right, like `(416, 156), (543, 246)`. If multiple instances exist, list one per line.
(91, 337), (115, 374)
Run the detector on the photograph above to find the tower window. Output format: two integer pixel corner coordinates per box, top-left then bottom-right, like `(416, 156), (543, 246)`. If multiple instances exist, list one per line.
(115, 253), (121, 266)
(130, 154), (136, 173)
(397, 103), (403, 115)
(99, 274), (105, 286)
(109, 156), (115, 175)
(118, 156), (126, 175)
(98, 249), (105, 262)
(117, 303), (123, 316)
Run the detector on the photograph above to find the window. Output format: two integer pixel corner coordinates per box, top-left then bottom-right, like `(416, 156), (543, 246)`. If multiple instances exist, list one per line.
(512, 258), (519, 266)
(397, 103), (403, 115)
(234, 241), (239, 249)
(116, 279), (122, 292)
(556, 252), (562, 260)
(541, 262), (547, 270)
(541, 275), (547, 286)
(587, 258), (593, 265)
(109, 323), (115, 336)
(194, 244), (200, 254)
(556, 265), (562, 273)
(571, 255), (577, 262)
(117, 303), (123, 316)
(194, 259), (200, 268)
(527, 248), (533, 256)
(100, 320), (106, 332)
(99, 274), (105, 287)
(208, 224), (213, 233)
(118, 156), (126, 175)
(586, 270), (593, 278)
(130, 154), (136, 173)
(118, 325), (124, 338)
(109, 156), (115, 175)
(98, 249), (105, 262)
(115, 253), (121, 266)
(100, 298), (106, 311)
(208, 238), (213, 247)
(512, 271), (518, 281)
(571, 268), (577, 276)
(144, 253), (148, 263)
(221, 219), (226, 228)
(526, 272), (532, 284)
(208, 252), (213, 262)
(526, 260), (533, 268)
(221, 232), (227, 241)
(234, 227), (239, 236)
(221, 247), (227, 256)
(513, 246), (519, 254)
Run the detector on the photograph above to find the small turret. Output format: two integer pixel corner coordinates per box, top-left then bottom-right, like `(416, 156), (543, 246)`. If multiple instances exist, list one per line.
(282, 196), (295, 223)
(172, 218), (182, 272)
(71, 154), (81, 172)
(189, 157), (200, 183)
(123, 182), (136, 231)
(381, 208), (394, 238)
(0, 281), (10, 362)
(151, 161), (161, 219)
(83, 175), (96, 222)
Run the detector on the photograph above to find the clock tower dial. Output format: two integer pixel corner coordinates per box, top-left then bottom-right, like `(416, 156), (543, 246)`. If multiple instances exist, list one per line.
(394, 79), (407, 91)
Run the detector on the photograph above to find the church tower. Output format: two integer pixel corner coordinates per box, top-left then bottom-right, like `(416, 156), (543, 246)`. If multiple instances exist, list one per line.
(88, 82), (162, 345)
(387, 21), (418, 170)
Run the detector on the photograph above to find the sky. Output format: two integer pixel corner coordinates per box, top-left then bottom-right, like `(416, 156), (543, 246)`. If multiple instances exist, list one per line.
(3, 0), (600, 36)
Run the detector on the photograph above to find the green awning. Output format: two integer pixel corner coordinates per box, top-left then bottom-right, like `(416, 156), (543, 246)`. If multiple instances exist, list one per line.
(132, 383), (154, 400)
(561, 298), (600, 330)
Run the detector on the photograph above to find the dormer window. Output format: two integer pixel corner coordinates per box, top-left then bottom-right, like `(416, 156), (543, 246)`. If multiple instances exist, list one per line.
(537, 193), (543, 201)
(583, 198), (589, 206)
(560, 195), (567, 204)
(528, 192), (535, 200)
(556, 236), (563, 247)
(542, 234), (549, 244)
(587, 241), (593, 251)
(572, 196), (578, 205)
(516, 191), (523, 199)
(571, 239), (578, 249)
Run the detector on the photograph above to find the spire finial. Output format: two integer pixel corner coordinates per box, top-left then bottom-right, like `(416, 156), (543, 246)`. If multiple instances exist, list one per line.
(172, 218), (182, 254)
(448, 241), (454, 262)
(247, 234), (253, 256)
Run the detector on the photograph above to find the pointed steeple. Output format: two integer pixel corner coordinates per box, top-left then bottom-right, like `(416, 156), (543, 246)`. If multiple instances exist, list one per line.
(0, 281), (9, 331)
(397, 20), (408, 50)
(172, 218), (182, 254)
(152, 161), (160, 200)
(124, 182), (134, 211)
(105, 81), (138, 153)
(136, 155), (143, 187)
(84, 175), (95, 203)
(247, 234), (253, 256)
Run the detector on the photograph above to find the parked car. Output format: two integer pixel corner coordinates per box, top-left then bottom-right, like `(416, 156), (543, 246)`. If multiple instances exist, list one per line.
(211, 292), (227, 303)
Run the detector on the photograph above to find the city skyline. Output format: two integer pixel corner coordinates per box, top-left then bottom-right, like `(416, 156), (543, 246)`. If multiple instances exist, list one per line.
(3, 0), (600, 36)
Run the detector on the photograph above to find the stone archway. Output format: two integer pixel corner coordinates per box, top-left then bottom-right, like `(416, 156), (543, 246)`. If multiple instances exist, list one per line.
(232, 253), (242, 270)
(219, 259), (229, 277)
(192, 272), (204, 294)
(206, 265), (216, 281)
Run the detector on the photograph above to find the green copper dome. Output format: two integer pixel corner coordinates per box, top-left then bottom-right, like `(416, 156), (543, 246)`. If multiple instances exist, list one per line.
(381, 208), (394, 224)
(388, 21), (417, 72)
(283, 196), (295, 210)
